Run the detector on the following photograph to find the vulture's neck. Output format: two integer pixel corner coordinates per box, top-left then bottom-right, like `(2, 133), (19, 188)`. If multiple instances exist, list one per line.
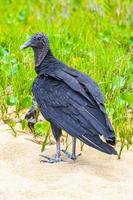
(34, 49), (57, 74)
(33, 47), (46, 67)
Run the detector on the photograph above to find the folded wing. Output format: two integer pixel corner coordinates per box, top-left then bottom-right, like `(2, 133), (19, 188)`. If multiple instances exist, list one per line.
(33, 72), (116, 155)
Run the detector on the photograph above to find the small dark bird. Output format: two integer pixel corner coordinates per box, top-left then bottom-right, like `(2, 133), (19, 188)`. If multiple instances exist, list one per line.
(21, 32), (117, 163)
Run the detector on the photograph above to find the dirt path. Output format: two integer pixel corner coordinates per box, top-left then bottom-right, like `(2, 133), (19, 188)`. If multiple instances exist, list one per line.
(0, 124), (133, 200)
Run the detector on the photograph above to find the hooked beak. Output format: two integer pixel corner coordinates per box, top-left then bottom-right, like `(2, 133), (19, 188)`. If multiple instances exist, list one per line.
(20, 40), (32, 50)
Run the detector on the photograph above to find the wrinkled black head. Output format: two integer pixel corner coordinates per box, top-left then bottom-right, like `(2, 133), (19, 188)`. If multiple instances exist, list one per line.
(21, 32), (50, 66)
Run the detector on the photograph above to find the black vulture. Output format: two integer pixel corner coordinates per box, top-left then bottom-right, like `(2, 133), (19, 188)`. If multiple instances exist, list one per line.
(21, 32), (117, 163)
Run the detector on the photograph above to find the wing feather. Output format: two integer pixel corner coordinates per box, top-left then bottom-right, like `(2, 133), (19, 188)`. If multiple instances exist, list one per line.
(33, 76), (114, 139)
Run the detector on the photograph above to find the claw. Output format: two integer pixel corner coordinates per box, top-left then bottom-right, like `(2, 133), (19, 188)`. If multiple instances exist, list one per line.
(40, 155), (64, 163)
(62, 149), (81, 160)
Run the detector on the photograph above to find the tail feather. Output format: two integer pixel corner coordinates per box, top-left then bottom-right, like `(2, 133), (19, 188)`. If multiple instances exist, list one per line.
(105, 136), (116, 146)
(79, 133), (117, 155)
(103, 114), (116, 146)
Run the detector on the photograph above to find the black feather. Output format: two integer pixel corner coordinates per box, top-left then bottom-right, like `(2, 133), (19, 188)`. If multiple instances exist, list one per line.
(32, 50), (117, 155)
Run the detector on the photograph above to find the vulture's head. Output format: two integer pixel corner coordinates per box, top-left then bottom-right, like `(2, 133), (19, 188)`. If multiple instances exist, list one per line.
(21, 32), (50, 66)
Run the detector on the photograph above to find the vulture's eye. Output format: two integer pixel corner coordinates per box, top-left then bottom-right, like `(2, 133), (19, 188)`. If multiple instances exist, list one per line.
(38, 37), (41, 40)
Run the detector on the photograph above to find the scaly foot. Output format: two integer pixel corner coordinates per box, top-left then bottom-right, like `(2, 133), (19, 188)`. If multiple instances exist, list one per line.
(40, 155), (64, 163)
(62, 149), (81, 160)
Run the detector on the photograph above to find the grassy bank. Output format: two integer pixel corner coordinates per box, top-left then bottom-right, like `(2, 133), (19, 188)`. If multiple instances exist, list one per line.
(0, 0), (132, 157)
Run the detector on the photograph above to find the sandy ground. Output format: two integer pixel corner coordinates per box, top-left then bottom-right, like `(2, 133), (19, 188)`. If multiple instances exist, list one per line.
(0, 124), (133, 200)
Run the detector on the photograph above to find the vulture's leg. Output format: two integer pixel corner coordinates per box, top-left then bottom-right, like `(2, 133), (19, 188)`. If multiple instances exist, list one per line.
(41, 123), (63, 163)
(62, 137), (81, 160)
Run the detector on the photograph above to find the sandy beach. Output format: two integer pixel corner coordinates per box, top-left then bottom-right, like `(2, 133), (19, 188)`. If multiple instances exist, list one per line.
(0, 123), (133, 200)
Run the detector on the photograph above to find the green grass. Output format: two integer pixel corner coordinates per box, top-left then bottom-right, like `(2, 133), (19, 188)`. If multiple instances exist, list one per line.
(0, 0), (133, 157)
